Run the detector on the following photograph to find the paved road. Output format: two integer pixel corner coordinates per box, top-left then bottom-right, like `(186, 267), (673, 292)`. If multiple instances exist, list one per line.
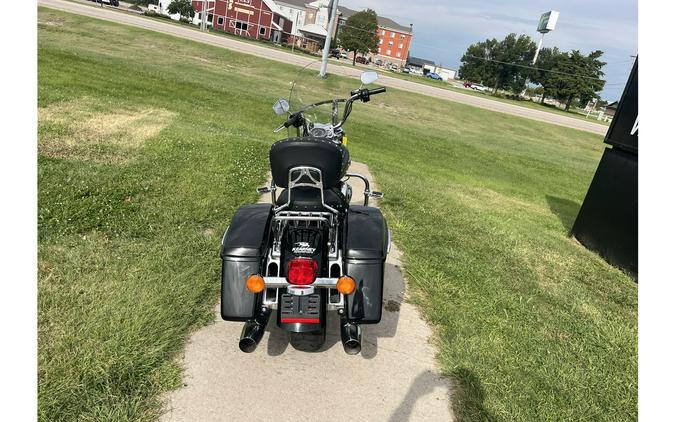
(39, 0), (607, 135)
(160, 162), (454, 422)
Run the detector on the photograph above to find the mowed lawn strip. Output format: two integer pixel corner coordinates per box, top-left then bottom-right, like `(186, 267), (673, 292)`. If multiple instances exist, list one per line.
(37, 8), (637, 422)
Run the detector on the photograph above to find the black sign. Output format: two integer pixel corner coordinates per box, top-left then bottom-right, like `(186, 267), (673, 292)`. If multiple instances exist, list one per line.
(605, 59), (638, 154)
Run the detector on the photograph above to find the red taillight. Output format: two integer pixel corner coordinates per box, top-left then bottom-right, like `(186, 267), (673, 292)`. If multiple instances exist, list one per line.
(287, 258), (318, 285)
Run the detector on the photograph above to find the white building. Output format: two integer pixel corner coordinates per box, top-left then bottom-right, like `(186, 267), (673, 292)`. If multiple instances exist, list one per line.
(276, 0), (309, 36)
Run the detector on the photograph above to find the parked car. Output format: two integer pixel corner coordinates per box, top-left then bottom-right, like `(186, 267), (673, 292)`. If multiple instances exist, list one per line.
(390, 64), (398, 71)
(401, 66), (411, 74)
(426, 72), (442, 80)
(471, 84), (488, 92)
(375, 59), (383, 66)
(340, 52), (349, 60)
(355, 56), (369, 65)
(329, 49), (341, 59)
(463, 81), (473, 88)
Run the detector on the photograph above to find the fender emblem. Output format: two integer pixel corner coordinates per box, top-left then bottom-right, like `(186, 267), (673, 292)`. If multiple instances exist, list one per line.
(292, 242), (316, 255)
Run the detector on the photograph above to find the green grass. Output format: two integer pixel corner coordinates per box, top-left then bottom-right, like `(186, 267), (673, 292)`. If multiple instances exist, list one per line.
(38, 8), (637, 422)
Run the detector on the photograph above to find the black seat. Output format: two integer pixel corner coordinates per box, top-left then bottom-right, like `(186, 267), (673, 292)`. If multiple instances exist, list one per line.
(270, 137), (350, 189)
(275, 187), (348, 212)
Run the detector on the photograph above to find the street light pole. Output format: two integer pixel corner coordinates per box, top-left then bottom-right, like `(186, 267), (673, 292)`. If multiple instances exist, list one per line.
(319, 0), (340, 78)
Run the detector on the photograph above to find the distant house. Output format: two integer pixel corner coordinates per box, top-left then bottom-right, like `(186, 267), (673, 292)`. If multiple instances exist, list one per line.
(406, 56), (455, 80)
(604, 101), (619, 118)
(406, 56), (434, 74)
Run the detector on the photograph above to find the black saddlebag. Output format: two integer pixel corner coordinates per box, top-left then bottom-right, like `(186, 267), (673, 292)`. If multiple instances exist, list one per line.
(220, 204), (273, 321)
(343, 206), (388, 324)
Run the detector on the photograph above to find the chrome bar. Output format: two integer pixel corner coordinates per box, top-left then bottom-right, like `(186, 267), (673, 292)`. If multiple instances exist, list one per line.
(345, 172), (370, 206)
(263, 276), (338, 289)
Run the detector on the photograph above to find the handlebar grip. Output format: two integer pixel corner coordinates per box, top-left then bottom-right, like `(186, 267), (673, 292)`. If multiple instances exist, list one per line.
(369, 87), (386, 95)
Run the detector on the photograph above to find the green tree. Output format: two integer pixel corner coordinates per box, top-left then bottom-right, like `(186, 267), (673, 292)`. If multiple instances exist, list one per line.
(459, 33), (536, 95)
(167, 0), (195, 21)
(458, 38), (499, 86)
(548, 50), (606, 111)
(338, 9), (379, 66)
(529, 47), (563, 104)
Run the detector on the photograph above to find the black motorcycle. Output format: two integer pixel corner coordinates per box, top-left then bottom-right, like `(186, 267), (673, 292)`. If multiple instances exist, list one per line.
(219, 63), (389, 355)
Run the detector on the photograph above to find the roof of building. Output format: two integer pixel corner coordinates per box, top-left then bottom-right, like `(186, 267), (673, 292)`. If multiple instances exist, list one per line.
(298, 23), (328, 37)
(337, 6), (411, 33)
(606, 101), (619, 109)
(263, 0), (291, 20)
(407, 56), (435, 67)
(275, 0), (310, 8)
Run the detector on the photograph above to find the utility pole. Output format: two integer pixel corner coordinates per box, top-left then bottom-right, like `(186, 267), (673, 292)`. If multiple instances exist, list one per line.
(291, 13), (299, 53)
(319, 0), (339, 78)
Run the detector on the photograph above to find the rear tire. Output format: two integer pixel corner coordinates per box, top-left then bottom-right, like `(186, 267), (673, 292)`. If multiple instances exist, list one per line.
(289, 329), (326, 352)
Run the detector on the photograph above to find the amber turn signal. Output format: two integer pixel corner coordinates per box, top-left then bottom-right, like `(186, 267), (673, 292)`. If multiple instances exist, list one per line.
(246, 274), (265, 293)
(336, 276), (356, 295)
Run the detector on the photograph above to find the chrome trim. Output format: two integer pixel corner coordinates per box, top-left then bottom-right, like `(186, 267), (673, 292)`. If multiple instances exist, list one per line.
(287, 285), (316, 296)
(345, 172), (371, 206)
(264, 276), (339, 289)
(274, 166), (338, 214)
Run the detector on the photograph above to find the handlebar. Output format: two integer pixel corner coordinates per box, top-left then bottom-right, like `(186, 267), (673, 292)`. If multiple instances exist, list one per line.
(275, 86), (387, 133)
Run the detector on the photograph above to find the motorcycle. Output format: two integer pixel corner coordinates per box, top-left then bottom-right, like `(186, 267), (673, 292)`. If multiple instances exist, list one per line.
(219, 62), (389, 355)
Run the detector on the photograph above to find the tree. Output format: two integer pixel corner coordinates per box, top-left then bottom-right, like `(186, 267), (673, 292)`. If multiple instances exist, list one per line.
(529, 47), (564, 104)
(458, 33), (536, 95)
(338, 9), (379, 66)
(548, 50), (606, 111)
(458, 38), (499, 87)
(167, 0), (195, 21)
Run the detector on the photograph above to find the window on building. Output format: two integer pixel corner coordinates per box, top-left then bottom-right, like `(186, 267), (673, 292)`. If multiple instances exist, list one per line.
(208, 14), (213, 23)
(379, 39), (383, 45)
(218, 16), (224, 25)
(390, 32), (394, 38)
(378, 47), (381, 53)
(235, 21), (249, 31)
(399, 43), (403, 49)
(260, 27), (266, 35)
(386, 49), (391, 55)
(381, 29), (386, 36)
(396, 52), (401, 57)
(400, 34), (405, 39)
(388, 41), (393, 46)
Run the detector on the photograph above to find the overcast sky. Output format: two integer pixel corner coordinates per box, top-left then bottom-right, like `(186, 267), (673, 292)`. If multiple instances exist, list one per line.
(339, 0), (637, 101)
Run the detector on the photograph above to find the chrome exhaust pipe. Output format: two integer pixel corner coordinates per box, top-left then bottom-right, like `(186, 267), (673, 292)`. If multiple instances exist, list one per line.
(340, 318), (362, 355)
(239, 307), (271, 353)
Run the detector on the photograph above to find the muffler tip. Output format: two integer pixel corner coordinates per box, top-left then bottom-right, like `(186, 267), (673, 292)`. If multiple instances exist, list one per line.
(239, 337), (258, 353)
(343, 339), (361, 355)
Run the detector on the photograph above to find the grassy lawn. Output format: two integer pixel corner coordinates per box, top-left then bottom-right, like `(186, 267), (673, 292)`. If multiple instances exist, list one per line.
(38, 8), (636, 422)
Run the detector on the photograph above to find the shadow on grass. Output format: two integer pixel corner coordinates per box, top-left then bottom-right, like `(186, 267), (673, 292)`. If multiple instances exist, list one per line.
(546, 195), (581, 234)
(449, 368), (495, 422)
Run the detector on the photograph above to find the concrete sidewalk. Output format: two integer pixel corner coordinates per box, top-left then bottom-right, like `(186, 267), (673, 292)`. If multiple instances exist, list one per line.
(159, 162), (454, 422)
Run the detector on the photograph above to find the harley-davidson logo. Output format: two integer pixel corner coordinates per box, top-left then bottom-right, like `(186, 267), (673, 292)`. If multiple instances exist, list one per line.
(292, 242), (316, 255)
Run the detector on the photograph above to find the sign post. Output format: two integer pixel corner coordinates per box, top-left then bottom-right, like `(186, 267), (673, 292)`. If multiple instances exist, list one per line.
(533, 10), (559, 64)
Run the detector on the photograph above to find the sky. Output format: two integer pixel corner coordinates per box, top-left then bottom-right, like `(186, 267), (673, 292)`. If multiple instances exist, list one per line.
(338, 0), (637, 101)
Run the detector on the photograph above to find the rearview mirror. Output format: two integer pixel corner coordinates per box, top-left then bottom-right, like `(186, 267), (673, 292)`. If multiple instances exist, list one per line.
(360, 71), (379, 85)
(273, 98), (290, 115)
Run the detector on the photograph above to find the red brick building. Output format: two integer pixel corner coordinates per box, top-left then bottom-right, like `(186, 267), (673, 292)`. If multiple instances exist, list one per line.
(192, 0), (293, 43)
(337, 6), (413, 67)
